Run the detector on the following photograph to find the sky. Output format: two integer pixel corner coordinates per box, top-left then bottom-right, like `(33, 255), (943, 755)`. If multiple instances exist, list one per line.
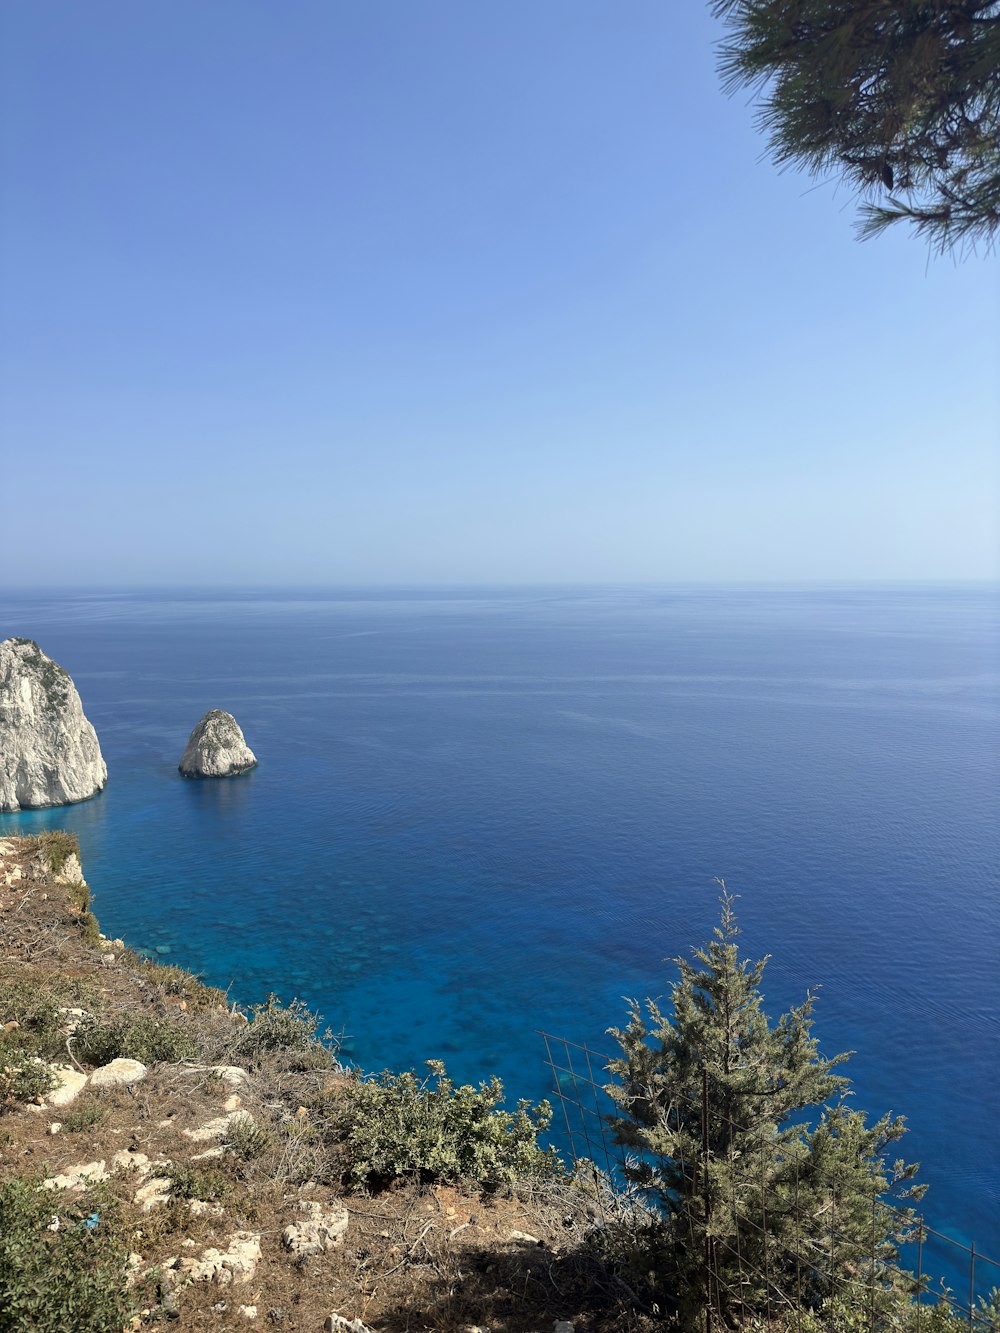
(1, 1), (998, 587)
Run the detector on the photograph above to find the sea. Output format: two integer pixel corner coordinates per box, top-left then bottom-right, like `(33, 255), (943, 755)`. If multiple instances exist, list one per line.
(1, 585), (997, 1284)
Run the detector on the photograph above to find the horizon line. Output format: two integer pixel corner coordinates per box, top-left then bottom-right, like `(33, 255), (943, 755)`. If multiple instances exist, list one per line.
(2, 578), (998, 595)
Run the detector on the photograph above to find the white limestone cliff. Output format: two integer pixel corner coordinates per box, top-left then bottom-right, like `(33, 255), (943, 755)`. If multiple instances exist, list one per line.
(178, 710), (257, 779)
(0, 638), (108, 812)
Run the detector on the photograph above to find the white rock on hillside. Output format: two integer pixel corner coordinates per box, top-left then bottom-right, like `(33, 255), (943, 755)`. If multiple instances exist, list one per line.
(45, 1066), (89, 1107)
(176, 1231), (262, 1285)
(134, 1177), (172, 1211)
(89, 1058), (147, 1088)
(0, 638), (107, 812)
(183, 1109), (255, 1143)
(281, 1200), (349, 1256)
(178, 710), (257, 779)
(42, 1159), (109, 1192)
(324, 1316), (374, 1333)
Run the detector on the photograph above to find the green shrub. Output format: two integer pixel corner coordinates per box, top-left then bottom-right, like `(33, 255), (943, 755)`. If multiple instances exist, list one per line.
(133, 958), (227, 1012)
(0, 973), (102, 1083)
(0, 970), (97, 1013)
(225, 1114), (272, 1161)
(0, 1176), (131, 1332)
(788, 1290), (1000, 1333)
(0, 982), (64, 1062)
(164, 1163), (231, 1202)
(0, 1053), (56, 1111)
(62, 1100), (109, 1134)
(0, 975), (103, 1107)
(228, 995), (329, 1067)
(77, 910), (102, 947)
(29, 830), (79, 877)
(74, 1012), (198, 1067)
(54, 871), (101, 945)
(320, 1059), (557, 1193)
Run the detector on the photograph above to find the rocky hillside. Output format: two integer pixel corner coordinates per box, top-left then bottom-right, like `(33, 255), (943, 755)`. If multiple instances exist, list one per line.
(0, 835), (650, 1333)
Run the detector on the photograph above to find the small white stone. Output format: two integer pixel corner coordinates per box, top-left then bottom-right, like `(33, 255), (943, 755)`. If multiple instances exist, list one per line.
(49, 1122), (62, 1134)
(184, 1109), (254, 1143)
(189, 1199), (224, 1217)
(112, 1150), (152, 1175)
(183, 1114), (230, 1143)
(237, 1307), (258, 1320)
(208, 1066), (249, 1086)
(176, 1063), (249, 1086)
(57, 1006), (86, 1026)
(134, 1177), (172, 1211)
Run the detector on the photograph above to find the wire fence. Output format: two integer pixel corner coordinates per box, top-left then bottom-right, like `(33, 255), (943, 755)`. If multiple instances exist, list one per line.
(539, 1030), (999, 1332)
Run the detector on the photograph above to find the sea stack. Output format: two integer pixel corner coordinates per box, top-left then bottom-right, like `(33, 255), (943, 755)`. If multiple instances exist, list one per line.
(178, 709), (257, 779)
(0, 637), (108, 812)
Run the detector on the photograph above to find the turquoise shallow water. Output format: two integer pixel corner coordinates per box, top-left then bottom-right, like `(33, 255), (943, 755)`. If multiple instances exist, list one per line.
(1, 585), (998, 1281)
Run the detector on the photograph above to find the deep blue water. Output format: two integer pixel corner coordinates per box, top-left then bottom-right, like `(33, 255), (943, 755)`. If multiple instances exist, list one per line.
(1, 586), (998, 1282)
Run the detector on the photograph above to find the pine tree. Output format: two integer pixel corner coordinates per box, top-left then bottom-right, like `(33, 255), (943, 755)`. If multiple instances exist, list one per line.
(710, 1), (1000, 253)
(606, 889), (923, 1328)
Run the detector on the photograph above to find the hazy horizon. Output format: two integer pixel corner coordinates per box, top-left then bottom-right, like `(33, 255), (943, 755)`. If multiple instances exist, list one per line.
(3, 578), (998, 597)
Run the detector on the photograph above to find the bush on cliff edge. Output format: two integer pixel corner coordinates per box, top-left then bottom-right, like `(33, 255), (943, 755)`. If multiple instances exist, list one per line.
(0, 1177), (131, 1333)
(318, 1059), (558, 1193)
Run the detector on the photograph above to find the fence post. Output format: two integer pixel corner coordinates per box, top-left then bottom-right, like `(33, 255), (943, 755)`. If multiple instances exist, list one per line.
(541, 1032), (578, 1167)
(762, 1141), (772, 1322)
(795, 1156), (802, 1333)
(969, 1240), (976, 1333)
(871, 1191), (877, 1333)
(702, 1065), (711, 1333)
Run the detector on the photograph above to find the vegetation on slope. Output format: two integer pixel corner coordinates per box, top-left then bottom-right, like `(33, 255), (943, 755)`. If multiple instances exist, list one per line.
(0, 835), (995, 1331)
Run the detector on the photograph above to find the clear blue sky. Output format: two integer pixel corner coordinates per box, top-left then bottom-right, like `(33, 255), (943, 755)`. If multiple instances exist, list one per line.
(2, 1), (997, 585)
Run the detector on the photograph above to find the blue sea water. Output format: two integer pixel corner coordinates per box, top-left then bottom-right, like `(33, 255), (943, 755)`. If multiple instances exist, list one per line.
(1, 585), (998, 1280)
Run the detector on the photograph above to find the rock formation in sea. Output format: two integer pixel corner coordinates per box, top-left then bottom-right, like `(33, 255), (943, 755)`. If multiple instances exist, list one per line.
(178, 709), (257, 779)
(0, 637), (108, 812)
